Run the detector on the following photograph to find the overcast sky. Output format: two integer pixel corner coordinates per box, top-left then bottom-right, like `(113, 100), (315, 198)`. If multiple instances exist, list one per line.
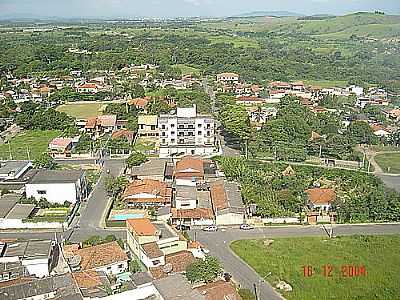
(1, 0), (399, 18)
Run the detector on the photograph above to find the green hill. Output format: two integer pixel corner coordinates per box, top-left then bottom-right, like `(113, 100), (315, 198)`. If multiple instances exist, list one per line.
(273, 12), (400, 38)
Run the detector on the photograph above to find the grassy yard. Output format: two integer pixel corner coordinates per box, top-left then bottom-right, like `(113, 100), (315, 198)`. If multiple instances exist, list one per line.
(375, 152), (400, 174)
(0, 130), (61, 160)
(231, 235), (400, 300)
(56, 102), (106, 119)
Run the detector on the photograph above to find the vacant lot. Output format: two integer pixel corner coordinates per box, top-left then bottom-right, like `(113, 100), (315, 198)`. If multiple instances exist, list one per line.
(231, 235), (400, 300)
(57, 102), (105, 119)
(375, 152), (400, 174)
(0, 130), (61, 160)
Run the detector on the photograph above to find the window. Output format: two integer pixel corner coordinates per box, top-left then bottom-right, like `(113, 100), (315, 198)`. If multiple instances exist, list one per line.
(181, 203), (190, 207)
(179, 139), (185, 143)
(188, 132), (194, 136)
(198, 131), (202, 135)
(178, 125), (184, 129)
(118, 264), (124, 269)
(188, 125), (194, 129)
(171, 124), (175, 128)
(37, 190), (47, 195)
(198, 124), (202, 128)
(162, 132), (166, 137)
(171, 139), (176, 143)
(162, 139), (166, 144)
(161, 124), (166, 129)
(107, 266), (111, 270)
(171, 131), (175, 135)
(206, 124), (211, 129)
(207, 131), (211, 136)
(151, 125), (156, 130)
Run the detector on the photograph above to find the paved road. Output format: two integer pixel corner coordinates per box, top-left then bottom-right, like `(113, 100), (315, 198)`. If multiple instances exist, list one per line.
(378, 174), (400, 192)
(70, 160), (124, 234)
(190, 224), (400, 300)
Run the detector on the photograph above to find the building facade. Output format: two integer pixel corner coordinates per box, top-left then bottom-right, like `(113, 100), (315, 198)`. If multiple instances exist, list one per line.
(158, 105), (220, 158)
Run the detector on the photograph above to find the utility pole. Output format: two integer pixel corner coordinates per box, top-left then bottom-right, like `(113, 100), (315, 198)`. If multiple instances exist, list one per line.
(319, 144), (322, 158)
(253, 283), (258, 300)
(26, 146), (30, 160)
(8, 142), (12, 160)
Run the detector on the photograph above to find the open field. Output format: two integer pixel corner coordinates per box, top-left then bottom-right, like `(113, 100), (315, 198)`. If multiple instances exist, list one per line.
(173, 64), (201, 76)
(56, 103), (105, 119)
(231, 235), (400, 300)
(375, 152), (400, 174)
(0, 130), (61, 160)
(303, 79), (348, 88)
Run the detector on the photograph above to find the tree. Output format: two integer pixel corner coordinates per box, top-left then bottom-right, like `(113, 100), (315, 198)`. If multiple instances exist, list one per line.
(126, 151), (147, 168)
(129, 260), (141, 273)
(186, 256), (222, 283)
(219, 104), (251, 140)
(104, 176), (128, 197)
(34, 153), (56, 169)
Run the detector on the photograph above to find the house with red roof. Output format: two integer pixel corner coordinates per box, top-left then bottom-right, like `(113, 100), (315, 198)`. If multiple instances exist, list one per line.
(48, 137), (73, 157)
(126, 218), (188, 269)
(305, 188), (336, 212)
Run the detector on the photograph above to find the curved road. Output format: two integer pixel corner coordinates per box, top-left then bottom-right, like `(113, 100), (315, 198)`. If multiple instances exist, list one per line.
(190, 224), (400, 300)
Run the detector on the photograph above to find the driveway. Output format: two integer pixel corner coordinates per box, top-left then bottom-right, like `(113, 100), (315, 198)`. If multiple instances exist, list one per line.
(191, 224), (400, 300)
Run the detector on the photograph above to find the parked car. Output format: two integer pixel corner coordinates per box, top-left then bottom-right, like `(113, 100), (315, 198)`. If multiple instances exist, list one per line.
(240, 224), (254, 230)
(176, 224), (191, 231)
(203, 225), (218, 232)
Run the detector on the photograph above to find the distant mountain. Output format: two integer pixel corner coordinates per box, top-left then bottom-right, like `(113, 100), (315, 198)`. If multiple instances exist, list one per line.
(231, 11), (304, 18)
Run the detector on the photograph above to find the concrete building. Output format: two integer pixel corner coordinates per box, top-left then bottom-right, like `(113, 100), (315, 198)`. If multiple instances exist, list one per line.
(137, 115), (159, 138)
(71, 241), (128, 276)
(126, 218), (187, 269)
(210, 180), (245, 225)
(158, 105), (219, 158)
(216, 72), (239, 84)
(26, 170), (87, 204)
(0, 161), (32, 181)
(0, 273), (81, 300)
(0, 240), (55, 278)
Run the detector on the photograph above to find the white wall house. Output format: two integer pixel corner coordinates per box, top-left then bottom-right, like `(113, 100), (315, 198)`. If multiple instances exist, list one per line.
(25, 170), (87, 204)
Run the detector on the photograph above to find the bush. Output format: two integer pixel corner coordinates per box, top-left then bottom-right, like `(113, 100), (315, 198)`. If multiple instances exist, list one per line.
(238, 288), (256, 300)
(126, 151), (147, 168)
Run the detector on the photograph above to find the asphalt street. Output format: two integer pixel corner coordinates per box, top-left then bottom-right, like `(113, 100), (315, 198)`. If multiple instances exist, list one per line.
(378, 174), (400, 192)
(190, 224), (400, 300)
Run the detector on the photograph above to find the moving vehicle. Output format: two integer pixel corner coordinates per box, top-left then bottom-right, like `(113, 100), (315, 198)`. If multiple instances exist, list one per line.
(240, 224), (254, 230)
(203, 225), (218, 232)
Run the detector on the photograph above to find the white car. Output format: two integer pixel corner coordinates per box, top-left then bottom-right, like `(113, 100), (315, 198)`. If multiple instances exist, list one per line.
(240, 224), (254, 230)
(203, 225), (218, 232)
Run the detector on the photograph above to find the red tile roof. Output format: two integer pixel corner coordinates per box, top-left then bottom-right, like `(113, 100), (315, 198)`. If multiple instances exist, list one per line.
(49, 137), (73, 150)
(111, 130), (135, 141)
(210, 181), (228, 210)
(142, 242), (164, 259)
(128, 97), (150, 108)
(74, 241), (128, 271)
(73, 270), (103, 289)
(175, 156), (204, 179)
(150, 251), (197, 280)
(196, 281), (242, 300)
(126, 218), (158, 236)
(122, 179), (172, 204)
(305, 188), (336, 205)
(171, 208), (214, 220)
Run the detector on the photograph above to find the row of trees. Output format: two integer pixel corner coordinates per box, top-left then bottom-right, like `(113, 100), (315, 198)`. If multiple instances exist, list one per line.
(215, 156), (400, 221)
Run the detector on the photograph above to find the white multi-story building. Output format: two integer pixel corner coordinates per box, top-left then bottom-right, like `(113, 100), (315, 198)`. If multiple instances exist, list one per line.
(158, 105), (220, 158)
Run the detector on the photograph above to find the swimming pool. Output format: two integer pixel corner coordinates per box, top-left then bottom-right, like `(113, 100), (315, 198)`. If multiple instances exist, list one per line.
(111, 213), (145, 221)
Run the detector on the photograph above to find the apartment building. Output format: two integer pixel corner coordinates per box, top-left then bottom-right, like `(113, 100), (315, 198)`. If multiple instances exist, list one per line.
(158, 105), (219, 158)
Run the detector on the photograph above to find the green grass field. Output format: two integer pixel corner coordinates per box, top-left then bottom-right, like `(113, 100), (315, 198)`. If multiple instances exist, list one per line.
(56, 102), (105, 119)
(173, 64), (201, 76)
(303, 79), (348, 88)
(0, 130), (61, 160)
(375, 152), (400, 174)
(231, 235), (400, 300)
